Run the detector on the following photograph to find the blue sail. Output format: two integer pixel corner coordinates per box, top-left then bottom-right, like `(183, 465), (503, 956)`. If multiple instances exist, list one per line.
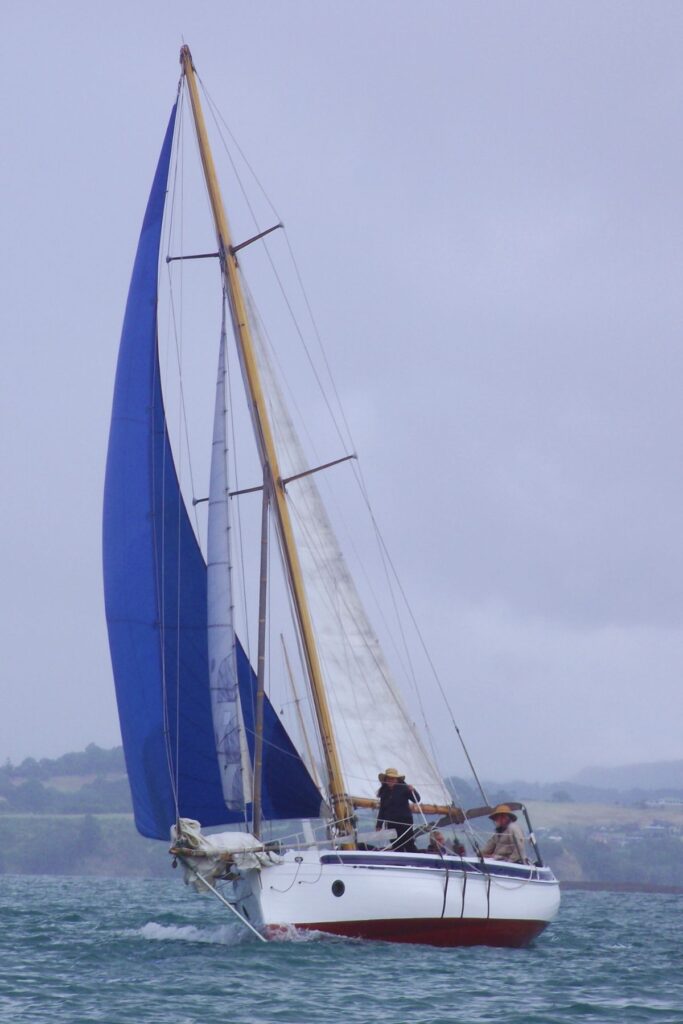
(103, 105), (322, 840)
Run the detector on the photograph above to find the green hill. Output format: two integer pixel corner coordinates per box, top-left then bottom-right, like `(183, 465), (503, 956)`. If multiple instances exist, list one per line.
(0, 744), (131, 814)
(2, 746), (682, 886)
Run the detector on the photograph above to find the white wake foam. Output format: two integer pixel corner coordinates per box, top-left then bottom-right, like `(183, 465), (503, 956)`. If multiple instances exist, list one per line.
(267, 924), (357, 944)
(136, 921), (348, 946)
(266, 924), (327, 943)
(137, 922), (248, 945)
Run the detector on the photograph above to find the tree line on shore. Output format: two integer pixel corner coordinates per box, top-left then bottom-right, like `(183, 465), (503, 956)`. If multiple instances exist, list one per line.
(0, 745), (131, 815)
(2, 744), (682, 885)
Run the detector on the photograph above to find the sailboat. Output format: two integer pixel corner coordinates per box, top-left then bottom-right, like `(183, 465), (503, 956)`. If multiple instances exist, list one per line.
(103, 46), (560, 947)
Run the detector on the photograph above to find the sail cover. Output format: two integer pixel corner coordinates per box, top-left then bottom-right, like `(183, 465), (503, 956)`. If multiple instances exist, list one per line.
(251, 320), (452, 808)
(103, 106), (322, 839)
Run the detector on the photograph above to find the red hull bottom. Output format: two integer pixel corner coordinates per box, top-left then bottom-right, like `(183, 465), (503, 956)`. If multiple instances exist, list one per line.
(266, 917), (549, 948)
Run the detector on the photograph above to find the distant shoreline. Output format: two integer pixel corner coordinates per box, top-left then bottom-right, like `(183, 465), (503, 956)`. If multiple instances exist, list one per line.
(561, 880), (683, 895)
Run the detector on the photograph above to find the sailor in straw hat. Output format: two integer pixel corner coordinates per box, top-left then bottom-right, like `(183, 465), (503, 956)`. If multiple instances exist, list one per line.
(481, 804), (526, 863)
(376, 768), (421, 852)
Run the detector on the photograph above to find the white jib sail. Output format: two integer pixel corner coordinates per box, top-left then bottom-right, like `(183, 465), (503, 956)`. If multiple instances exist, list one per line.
(207, 319), (252, 810)
(251, 320), (451, 808)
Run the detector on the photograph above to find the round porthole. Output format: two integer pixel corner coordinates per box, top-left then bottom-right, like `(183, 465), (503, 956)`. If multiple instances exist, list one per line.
(331, 880), (345, 897)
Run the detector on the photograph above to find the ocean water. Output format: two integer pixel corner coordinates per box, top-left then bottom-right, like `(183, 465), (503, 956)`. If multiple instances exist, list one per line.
(2, 876), (681, 1023)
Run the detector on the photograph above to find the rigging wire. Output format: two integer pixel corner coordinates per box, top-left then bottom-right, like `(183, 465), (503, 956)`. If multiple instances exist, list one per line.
(238, 245), (447, 783)
(244, 235), (445, 776)
(351, 480), (489, 805)
(241, 280), (446, 794)
(284, 488), (436, 788)
(198, 74), (353, 454)
(155, 88), (191, 822)
(171, 83), (186, 817)
(198, 80), (355, 456)
(223, 288), (253, 664)
(236, 287), (442, 791)
(173, 92), (186, 827)
(277, 537), (328, 786)
(249, 236), (483, 797)
(239, 274), (421, 691)
(195, 75), (488, 804)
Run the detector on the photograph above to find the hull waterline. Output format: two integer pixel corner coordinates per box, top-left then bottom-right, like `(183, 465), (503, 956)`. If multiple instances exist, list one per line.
(266, 917), (549, 948)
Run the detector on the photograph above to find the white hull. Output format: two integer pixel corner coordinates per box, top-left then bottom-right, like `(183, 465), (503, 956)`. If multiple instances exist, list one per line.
(228, 848), (560, 947)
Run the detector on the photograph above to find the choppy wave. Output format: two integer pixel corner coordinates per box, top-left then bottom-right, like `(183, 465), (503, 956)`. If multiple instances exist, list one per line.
(3, 877), (683, 1024)
(138, 919), (342, 945)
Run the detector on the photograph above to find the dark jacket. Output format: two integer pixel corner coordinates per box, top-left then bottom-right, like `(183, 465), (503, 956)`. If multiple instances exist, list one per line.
(376, 782), (420, 829)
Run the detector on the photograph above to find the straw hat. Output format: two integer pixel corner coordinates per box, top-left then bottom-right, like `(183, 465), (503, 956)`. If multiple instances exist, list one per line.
(489, 804), (517, 822)
(378, 767), (405, 783)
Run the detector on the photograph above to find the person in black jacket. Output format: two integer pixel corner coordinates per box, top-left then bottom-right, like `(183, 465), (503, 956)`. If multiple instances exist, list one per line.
(376, 768), (420, 852)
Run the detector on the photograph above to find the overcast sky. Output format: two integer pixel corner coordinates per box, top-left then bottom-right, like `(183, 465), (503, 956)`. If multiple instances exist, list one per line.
(1, 1), (682, 783)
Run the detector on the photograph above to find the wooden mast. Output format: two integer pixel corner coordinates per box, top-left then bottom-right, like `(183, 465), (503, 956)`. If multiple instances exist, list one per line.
(179, 46), (354, 839)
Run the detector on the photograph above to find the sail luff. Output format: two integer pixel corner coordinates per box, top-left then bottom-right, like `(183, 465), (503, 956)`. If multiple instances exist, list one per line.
(179, 45), (353, 836)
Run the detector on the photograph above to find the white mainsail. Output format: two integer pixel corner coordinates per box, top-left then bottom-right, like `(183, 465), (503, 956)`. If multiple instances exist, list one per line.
(207, 319), (252, 809)
(250, 318), (451, 807)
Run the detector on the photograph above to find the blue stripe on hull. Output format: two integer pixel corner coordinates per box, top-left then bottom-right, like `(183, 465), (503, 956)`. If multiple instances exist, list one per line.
(320, 852), (555, 882)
